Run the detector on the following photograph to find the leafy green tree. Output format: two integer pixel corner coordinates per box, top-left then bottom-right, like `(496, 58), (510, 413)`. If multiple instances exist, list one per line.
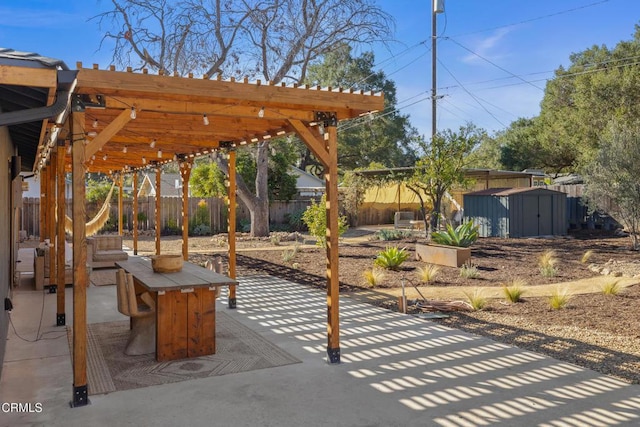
(408, 124), (484, 236)
(304, 45), (419, 171)
(583, 120), (640, 249)
(505, 25), (640, 173)
(190, 159), (226, 198)
(465, 132), (505, 170)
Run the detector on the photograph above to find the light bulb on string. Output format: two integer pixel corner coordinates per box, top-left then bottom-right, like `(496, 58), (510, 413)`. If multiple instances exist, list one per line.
(130, 107), (137, 119)
(203, 114), (209, 125)
(258, 106), (265, 118)
(150, 139), (156, 148)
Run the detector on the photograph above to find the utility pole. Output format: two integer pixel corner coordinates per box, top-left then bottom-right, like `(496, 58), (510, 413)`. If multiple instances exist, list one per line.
(432, 0), (444, 140)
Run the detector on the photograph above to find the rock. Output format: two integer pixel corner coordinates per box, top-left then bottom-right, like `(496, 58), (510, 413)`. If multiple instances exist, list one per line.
(612, 271), (623, 277)
(601, 268), (611, 275)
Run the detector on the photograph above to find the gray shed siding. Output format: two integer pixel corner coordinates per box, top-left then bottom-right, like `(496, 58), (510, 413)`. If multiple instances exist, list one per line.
(463, 188), (567, 238)
(464, 195), (510, 238)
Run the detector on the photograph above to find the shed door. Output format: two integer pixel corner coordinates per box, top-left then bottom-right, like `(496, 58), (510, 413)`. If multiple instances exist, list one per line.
(521, 195), (553, 236)
(538, 195), (552, 235)
(521, 196), (539, 236)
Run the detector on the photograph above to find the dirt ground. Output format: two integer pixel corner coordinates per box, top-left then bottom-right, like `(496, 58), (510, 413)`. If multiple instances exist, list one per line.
(124, 229), (640, 383)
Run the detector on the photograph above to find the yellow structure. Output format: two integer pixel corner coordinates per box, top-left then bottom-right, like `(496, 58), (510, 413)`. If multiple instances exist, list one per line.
(358, 168), (538, 226)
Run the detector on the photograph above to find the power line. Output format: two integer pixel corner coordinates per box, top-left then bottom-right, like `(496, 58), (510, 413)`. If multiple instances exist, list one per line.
(438, 59), (507, 128)
(445, 37), (545, 91)
(447, 0), (611, 39)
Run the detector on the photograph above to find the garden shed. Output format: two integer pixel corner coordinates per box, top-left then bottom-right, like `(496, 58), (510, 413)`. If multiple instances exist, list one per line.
(463, 187), (567, 238)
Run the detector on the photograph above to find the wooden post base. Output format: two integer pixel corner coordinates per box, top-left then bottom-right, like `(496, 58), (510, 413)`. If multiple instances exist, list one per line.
(327, 346), (341, 364)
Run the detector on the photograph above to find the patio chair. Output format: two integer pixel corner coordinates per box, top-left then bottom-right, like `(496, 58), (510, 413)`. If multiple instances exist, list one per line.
(116, 269), (156, 356)
(204, 256), (224, 298)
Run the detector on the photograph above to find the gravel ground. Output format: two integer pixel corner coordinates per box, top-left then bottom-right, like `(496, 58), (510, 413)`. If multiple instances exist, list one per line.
(123, 230), (640, 384)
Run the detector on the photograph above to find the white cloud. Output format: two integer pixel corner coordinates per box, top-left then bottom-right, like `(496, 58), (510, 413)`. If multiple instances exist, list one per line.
(461, 28), (513, 64)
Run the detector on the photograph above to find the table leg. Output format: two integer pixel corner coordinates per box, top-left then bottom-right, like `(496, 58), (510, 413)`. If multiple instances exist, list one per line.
(187, 288), (216, 358)
(156, 290), (189, 361)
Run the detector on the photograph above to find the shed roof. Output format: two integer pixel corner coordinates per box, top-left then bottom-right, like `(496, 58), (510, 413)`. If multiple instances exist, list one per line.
(465, 187), (566, 197)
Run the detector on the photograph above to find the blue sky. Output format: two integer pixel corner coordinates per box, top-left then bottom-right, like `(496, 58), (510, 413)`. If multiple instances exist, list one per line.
(1, 0), (639, 137)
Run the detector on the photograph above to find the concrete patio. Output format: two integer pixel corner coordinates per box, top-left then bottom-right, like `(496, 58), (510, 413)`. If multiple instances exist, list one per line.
(2, 251), (640, 426)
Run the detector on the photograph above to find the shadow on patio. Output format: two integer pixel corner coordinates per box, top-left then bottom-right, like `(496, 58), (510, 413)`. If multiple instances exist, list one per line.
(2, 253), (640, 426)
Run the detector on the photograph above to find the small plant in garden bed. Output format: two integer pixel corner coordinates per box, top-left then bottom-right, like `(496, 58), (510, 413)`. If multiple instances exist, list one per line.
(601, 279), (622, 296)
(549, 287), (571, 310)
(374, 246), (410, 270)
(581, 249), (594, 264)
(373, 229), (414, 241)
(362, 268), (385, 287)
(503, 278), (527, 303)
(416, 264), (440, 283)
(282, 245), (298, 263)
(302, 195), (348, 247)
(539, 249), (559, 277)
(459, 260), (480, 279)
(431, 221), (479, 247)
(464, 288), (486, 311)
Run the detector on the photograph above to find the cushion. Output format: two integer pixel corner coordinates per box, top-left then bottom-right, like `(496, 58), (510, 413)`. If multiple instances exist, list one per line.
(92, 250), (128, 263)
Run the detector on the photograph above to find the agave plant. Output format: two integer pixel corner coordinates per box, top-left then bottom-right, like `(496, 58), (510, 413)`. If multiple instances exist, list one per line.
(374, 246), (410, 271)
(431, 221), (479, 247)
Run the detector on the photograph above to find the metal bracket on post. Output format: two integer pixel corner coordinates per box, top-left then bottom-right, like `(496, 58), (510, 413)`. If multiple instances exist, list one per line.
(327, 346), (341, 364)
(315, 111), (337, 128)
(56, 313), (65, 326)
(228, 297), (236, 309)
(70, 384), (90, 408)
(48, 285), (56, 294)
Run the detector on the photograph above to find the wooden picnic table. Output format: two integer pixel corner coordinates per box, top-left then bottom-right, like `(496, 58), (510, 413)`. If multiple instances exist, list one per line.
(116, 256), (238, 361)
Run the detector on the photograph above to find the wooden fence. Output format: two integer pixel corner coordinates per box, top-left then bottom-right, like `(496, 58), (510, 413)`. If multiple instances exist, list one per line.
(21, 196), (313, 238)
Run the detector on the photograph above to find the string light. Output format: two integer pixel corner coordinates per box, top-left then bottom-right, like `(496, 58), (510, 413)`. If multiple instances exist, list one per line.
(258, 106), (265, 118)
(157, 149), (162, 158)
(123, 146), (127, 153)
(130, 106), (137, 119)
(150, 139), (156, 148)
(103, 154), (108, 161)
(92, 119), (98, 128)
(142, 156), (146, 165)
(203, 114), (209, 125)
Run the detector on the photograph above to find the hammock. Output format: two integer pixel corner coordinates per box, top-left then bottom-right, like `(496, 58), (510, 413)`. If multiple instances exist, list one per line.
(65, 182), (116, 236)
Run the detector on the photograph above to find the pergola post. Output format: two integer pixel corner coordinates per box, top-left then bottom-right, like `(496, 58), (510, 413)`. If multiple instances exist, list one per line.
(71, 109), (89, 407)
(118, 174), (123, 235)
(155, 164), (161, 255)
(132, 171), (138, 255)
(288, 115), (340, 363)
(180, 157), (193, 261)
(56, 140), (66, 326)
(227, 148), (237, 308)
(39, 165), (47, 242)
(48, 155), (57, 293)
(324, 117), (340, 364)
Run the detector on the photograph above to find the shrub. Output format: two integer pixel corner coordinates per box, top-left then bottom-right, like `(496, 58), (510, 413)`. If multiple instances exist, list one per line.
(601, 279), (622, 296)
(301, 195), (348, 247)
(270, 234), (281, 246)
(503, 279), (527, 303)
(464, 289), (486, 311)
(191, 224), (211, 236)
(549, 287), (571, 310)
(431, 220), (479, 247)
(581, 250), (594, 264)
(416, 264), (440, 283)
(459, 261), (480, 279)
(374, 246), (410, 270)
(374, 229), (413, 241)
(284, 209), (307, 232)
(539, 250), (559, 277)
(282, 245), (299, 263)
(362, 269), (385, 287)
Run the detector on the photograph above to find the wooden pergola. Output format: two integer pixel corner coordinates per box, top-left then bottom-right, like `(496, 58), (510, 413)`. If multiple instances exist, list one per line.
(36, 64), (383, 406)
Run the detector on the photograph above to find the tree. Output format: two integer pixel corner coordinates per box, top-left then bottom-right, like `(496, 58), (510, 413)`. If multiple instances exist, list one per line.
(503, 25), (640, 173)
(407, 124), (484, 236)
(189, 159), (226, 198)
(95, 0), (394, 236)
(583, 120), (640, 250)
(303, 45), (419, 172)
